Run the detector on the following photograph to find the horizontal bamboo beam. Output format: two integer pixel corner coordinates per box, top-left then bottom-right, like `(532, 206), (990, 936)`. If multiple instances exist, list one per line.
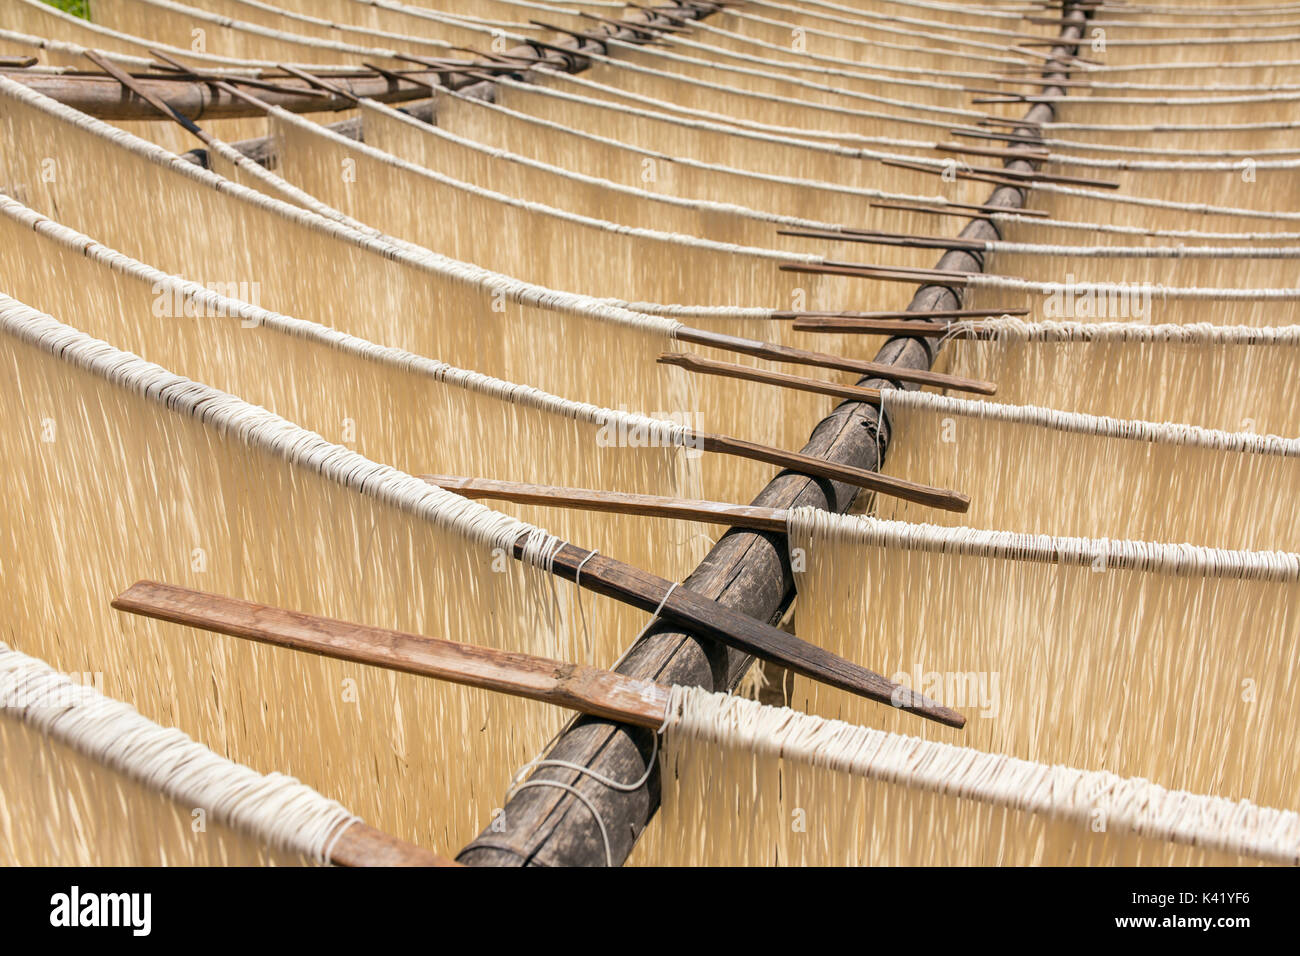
(2, 67), (445, 120)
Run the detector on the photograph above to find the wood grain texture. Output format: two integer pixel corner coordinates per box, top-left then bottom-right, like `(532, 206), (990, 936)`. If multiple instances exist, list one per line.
(6, 68), (440, 120)
(111, 580), (672, 729)
(457, 1), (1088, 867)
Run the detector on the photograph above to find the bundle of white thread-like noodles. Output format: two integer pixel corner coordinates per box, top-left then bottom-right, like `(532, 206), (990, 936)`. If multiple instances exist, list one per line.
(0, 641), (361, 864)
(648, 685), (1300, 867)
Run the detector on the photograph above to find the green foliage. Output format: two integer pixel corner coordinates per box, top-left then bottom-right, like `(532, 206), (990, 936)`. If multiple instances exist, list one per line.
(46, 0), (91, 20)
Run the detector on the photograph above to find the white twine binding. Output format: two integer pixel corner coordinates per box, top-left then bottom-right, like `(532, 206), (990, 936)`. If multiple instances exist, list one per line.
(502, 580), (679, 865)
(0, 292), (548, 557)
(880, 387), (1300, 454)
(787, 509), (1300, 582)
(951, 317), (1300, 346)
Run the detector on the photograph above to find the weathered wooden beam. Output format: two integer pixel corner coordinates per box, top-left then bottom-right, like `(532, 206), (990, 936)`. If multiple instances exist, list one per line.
(173, 2), (716, 165)
(456, 2), (1088, 868)
(2, 68), (442, 120)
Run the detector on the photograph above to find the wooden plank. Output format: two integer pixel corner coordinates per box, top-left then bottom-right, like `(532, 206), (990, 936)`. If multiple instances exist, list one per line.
(769, 308), (1027, 321)
(674, 325), (996, 394)
(687, 430), (970, 512)
(457, 3), (1089, 868)
(112, 580), (672, 728)
(794, 317), (955, 336)
(794, 318), (1004, 337)
(422, 474), (791, 533)
(658, 351), (884, 404)
(779, 227), (987, 252)
(779, 261), (977, 286)
(513, 545), (963, 728)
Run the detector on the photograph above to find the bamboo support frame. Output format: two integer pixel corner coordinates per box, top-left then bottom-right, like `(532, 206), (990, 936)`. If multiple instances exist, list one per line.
(457, 1), (1090, 868)
(10, 0), (1084, 867)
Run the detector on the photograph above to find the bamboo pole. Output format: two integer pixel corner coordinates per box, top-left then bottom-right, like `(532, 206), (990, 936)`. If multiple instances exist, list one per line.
(457, 0), (1090, 868)
(3, 66), (443, 120)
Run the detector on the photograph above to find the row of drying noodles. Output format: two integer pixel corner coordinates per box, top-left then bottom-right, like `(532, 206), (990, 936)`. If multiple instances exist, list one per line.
(0, 0), (1298, 865)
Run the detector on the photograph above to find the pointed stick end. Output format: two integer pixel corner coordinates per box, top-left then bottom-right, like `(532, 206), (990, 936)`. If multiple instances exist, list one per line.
(882, 677), (967, 729)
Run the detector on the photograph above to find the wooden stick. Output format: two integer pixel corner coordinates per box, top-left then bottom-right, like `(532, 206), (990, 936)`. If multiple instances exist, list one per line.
(674, 326), (997, 394)
(528, 19), (633, 49)
(978, 115), (1045, 130)
(870, 199), (1051, 219)
(0, 56), (38, 68)
(970, 94), (1031, 105)
(794, 318), (954, 336)
(881, 157), (1041, 190)
(277, 64), (360, 103)
(109, 583), (459, 867)
(626, 2), (698, 24)
(657, 351), (883, 404)
(391, 52), (525, 77)
(363, 62), (440, 94)
(934, 141), (1052, 162)
(113, 580), (673, 728)
(113, 577), (962, 729)
(330, 824), (460, 867)
(447, 45), (537, 66)
(682, 429), (970, 511)
(578, 10), (692, 35)
(1015, 41), (1102, 58)
(882, 156), (1118, 190)
(515, 36), (601, 64)
(84, 50), (210, 142)
(986, 76), (1093, 89)
(771, 307), (1026, 321)
(147, 51), (332, 98)
(517, 545), (965, 726)
(779, 261), (976, 287)
(950, 128), (1050, 148)
(423, 474), (790, 532)
(203, 75), (275, 113)
(778, 227), (987, 252)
